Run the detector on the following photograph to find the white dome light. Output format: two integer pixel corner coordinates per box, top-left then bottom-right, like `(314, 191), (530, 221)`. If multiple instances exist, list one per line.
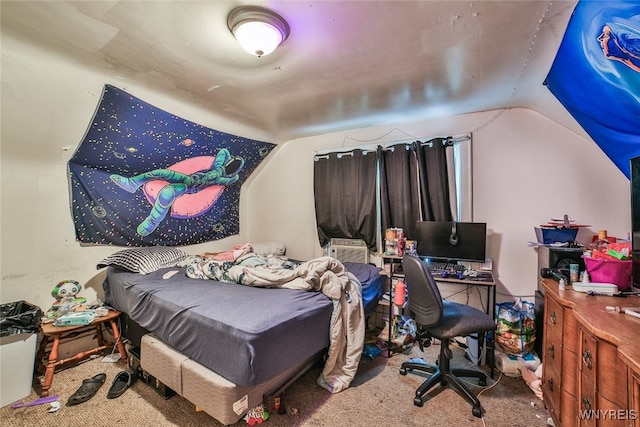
(228, 7), (290, 57)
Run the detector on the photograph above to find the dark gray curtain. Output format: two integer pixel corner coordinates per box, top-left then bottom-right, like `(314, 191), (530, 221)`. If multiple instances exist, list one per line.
(380, 143), (421, 239)
(415, 138), (453, 222)
(314, 149), (378, 251)
(380, 138), (452, 240)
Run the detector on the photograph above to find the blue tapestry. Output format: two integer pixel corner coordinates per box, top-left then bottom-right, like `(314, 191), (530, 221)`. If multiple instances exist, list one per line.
(69, 84), (275, 246)
(544, 0), (640, 178)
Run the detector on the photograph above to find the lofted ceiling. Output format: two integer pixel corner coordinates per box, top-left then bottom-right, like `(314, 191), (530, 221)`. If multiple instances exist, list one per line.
(1, 0), (580, 142)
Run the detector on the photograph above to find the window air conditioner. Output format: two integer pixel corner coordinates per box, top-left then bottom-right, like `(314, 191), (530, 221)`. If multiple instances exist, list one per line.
(330, 238), (369, 264)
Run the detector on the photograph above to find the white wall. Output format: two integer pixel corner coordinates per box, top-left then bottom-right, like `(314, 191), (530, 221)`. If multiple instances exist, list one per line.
(0, 32), (271, 311)
(1, 28), (631, 314)
(247, 109), (630, 302)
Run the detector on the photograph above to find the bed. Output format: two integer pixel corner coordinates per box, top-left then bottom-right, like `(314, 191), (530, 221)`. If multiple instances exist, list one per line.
(100, 245), (384, 424)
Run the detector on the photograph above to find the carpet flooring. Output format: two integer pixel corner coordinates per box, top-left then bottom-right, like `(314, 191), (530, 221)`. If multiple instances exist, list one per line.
(2, 341), (550, 427)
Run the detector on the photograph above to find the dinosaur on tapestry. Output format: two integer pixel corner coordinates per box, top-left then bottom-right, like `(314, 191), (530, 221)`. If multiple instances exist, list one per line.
(68, 84), (275, 246)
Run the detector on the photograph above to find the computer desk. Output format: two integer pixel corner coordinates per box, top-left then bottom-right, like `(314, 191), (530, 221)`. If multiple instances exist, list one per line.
(380, 255), (496, 376)
(433, 272), (496, 320)
(381, 255), (495, 317)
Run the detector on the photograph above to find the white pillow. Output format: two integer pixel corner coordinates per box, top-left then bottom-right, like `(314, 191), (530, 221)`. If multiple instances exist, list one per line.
(251, 241), (286, 257)
(97, 247), (189, 275)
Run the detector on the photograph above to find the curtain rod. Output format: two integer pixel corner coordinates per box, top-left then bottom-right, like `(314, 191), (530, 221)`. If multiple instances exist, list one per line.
(314, 133), (470, 159)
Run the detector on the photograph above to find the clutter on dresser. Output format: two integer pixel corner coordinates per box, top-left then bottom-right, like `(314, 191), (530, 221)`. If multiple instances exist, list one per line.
(582, 231), (632, 291)
(532, 214), (590, 246)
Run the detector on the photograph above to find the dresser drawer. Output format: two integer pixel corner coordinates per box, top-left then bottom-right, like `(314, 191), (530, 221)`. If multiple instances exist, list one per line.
(580, 372), (596, 427)
(597, 339), (627, 408)
(580, 327), (597, 384)
(595, 395), (628, 427)
(544, 328), (563, 375)
(630, 369), (640, 427)
(543, 361), (562, 420)
(562, 344), (579, 398)
(545, 295), (564, 336)
(563, 309), (579, 354)
(560, 390), (578, 427)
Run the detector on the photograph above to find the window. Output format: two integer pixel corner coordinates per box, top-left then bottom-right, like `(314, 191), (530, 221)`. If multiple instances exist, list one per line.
(314, 134), (471, 252)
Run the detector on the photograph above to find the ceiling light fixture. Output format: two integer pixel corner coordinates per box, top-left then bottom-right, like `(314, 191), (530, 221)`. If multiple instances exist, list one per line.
(227, 6), (290, 57)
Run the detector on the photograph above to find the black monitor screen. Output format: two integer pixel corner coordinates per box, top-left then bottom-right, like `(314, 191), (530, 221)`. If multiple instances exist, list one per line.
(413, 221), (487, 263)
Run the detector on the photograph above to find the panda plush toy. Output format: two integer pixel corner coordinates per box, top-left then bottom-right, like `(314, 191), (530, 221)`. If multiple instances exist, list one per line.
(44, 280), (87, 320)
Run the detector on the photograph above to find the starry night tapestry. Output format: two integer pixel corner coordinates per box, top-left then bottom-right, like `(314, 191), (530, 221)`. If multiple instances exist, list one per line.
(69, 84), (275, 246)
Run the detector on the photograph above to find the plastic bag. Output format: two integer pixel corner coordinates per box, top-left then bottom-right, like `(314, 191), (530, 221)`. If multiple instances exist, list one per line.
(495, 299), (535, 356)
(0, 300), (43, 337)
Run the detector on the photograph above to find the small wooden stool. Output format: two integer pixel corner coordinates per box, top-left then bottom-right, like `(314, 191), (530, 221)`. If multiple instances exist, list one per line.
(38, 310), (128, 397)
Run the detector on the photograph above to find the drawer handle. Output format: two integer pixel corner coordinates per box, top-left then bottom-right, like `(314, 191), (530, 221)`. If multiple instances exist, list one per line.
(582, 397), (592, 411)
(550, 311), (557, 325)
(582, 350), (593, 370)
(548, 378), (554, 392)
(547, 344), (555, 359)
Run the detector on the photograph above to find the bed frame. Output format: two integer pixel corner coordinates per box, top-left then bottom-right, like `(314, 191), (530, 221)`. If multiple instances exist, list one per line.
(105, 261), (384, 424)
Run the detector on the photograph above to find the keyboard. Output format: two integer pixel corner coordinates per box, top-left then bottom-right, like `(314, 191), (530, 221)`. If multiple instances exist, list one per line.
(425, 261), (466, 276)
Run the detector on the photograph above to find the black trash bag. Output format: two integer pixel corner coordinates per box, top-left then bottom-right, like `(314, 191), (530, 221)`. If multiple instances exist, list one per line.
(0, 301), (43, 337)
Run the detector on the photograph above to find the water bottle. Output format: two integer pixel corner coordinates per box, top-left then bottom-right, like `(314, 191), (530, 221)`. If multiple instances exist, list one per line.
(394, 280), (406, 306)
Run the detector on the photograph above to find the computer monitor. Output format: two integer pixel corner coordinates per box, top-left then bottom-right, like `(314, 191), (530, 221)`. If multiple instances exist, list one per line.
(413, 221), (487, 263)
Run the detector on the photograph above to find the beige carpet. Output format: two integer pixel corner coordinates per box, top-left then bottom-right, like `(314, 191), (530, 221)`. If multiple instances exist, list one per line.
(2, 343), (550, 427)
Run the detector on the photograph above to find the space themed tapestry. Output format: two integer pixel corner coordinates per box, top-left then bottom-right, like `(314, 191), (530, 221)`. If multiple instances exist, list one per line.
(544, 0), (640, 178)
(69, 84), (275, 246)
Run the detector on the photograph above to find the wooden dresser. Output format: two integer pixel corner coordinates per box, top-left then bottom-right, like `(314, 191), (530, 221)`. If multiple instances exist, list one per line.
(541, 279), (640, 426)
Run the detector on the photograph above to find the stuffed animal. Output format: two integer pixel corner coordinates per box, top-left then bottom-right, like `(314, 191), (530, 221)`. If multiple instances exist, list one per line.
(43, 280), (87, 321)
(51, 280), (82, 302)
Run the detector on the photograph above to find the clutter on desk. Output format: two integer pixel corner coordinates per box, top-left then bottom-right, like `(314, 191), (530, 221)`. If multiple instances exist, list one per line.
(384, 227), (417, 257)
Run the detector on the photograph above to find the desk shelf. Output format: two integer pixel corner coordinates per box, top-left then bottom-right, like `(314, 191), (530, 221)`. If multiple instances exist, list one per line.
(379, 255), (496, 376)
(378, 256), (409, 357)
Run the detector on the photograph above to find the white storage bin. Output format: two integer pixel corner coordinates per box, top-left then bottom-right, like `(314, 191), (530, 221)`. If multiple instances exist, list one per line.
(0, 332), (37, 407)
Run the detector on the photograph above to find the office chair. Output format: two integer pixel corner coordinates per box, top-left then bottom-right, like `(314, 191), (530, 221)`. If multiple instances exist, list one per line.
(399, 254), (497, 418)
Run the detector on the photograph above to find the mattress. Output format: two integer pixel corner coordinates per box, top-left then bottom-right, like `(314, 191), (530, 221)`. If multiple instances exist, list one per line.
(104, 266), (333, 387)
(342, 261), (385, 316)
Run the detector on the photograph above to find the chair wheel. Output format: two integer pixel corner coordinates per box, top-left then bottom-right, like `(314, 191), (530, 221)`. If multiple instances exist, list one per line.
(414, 397), (424, 407)
(472, 406), (482, 418)
(400, 367), (408, 375)
(478, 377), (486, 386)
